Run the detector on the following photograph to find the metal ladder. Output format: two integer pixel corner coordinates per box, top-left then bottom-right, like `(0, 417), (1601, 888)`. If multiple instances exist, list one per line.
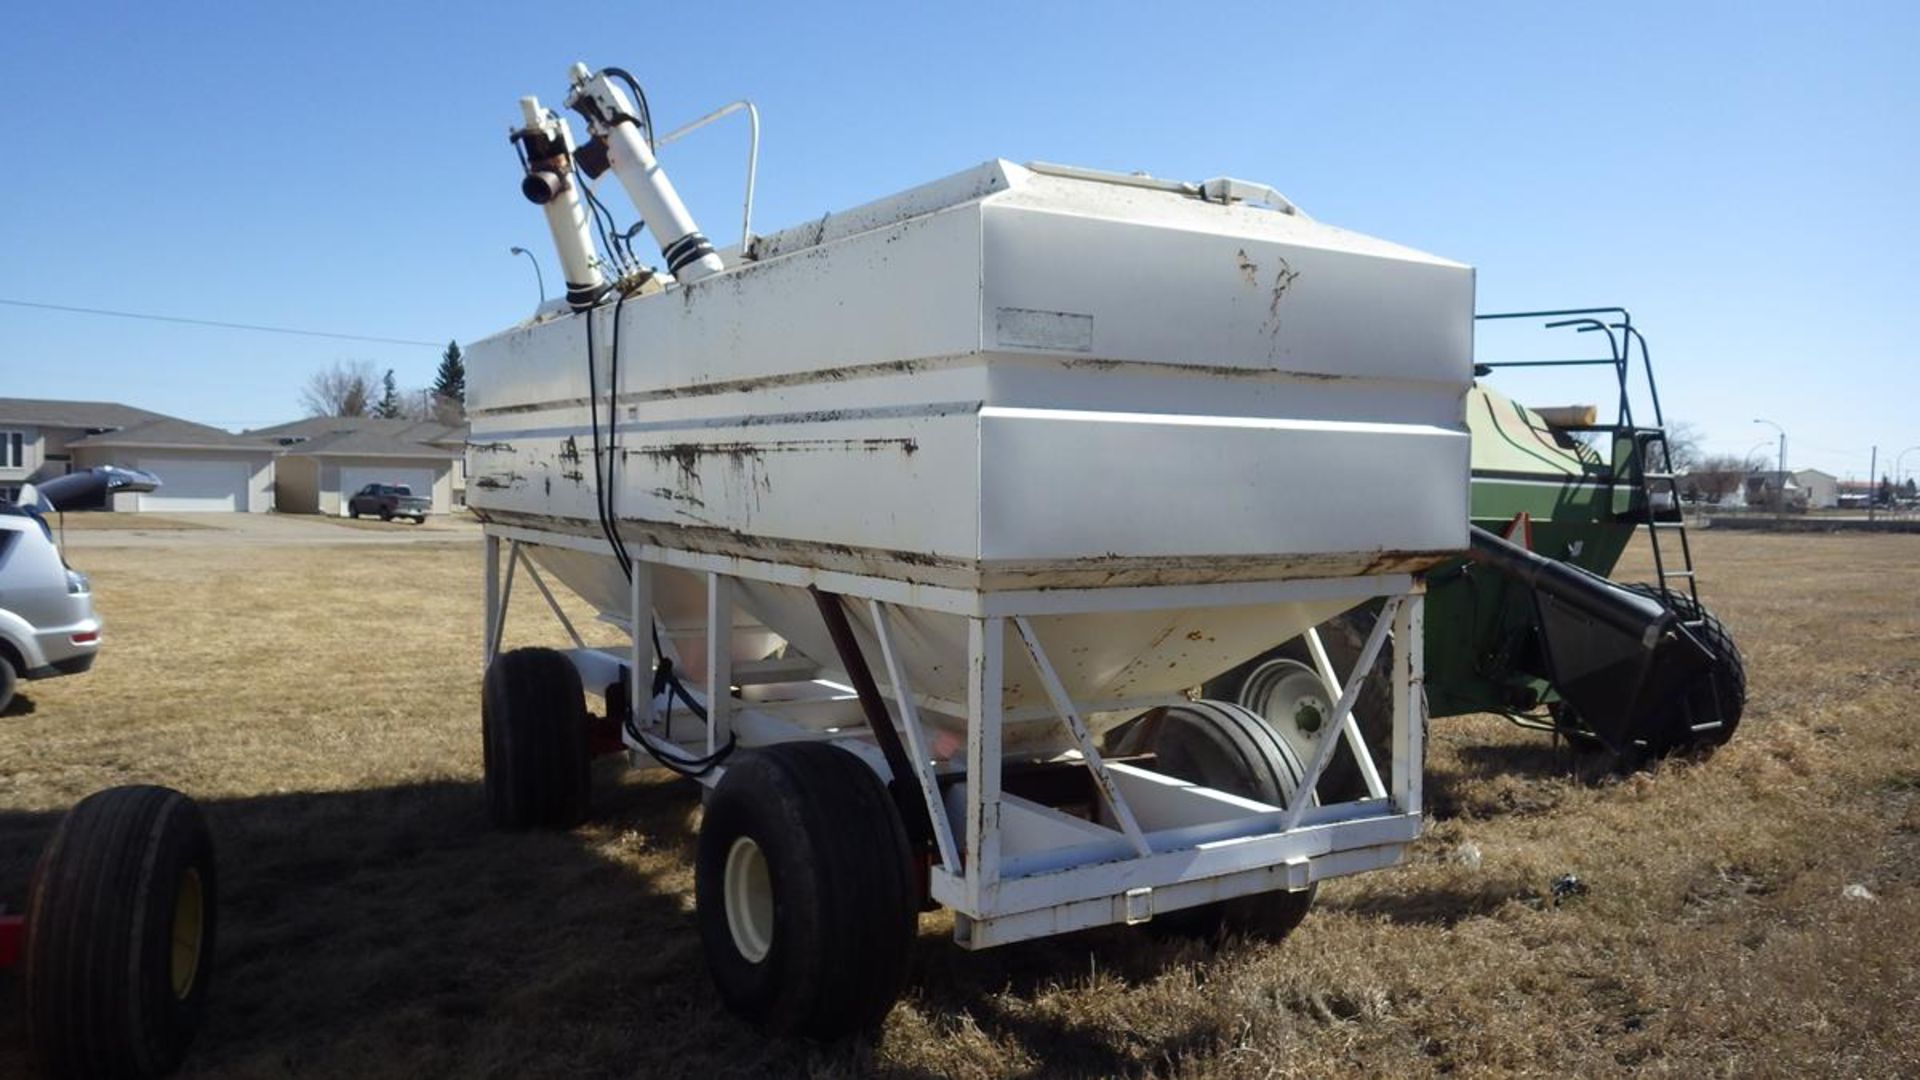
(1476, 308), (1723, 741)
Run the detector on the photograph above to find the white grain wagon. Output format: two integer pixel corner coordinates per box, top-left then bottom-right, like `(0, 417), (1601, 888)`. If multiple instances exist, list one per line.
(467, 62), (1472, 1036)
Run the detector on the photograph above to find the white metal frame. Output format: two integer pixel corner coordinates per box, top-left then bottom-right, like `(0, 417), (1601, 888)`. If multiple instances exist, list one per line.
(482, 524), (1426, 951)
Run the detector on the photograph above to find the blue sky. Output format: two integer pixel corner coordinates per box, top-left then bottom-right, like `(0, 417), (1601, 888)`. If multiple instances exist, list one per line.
(2, 2), (1914, 478)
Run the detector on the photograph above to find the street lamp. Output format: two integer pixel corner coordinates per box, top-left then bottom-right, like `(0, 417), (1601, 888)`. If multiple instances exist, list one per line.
(1896, 445), (1920, 516)
(1753, 418), (1786, 520)
(509, 246), (547, 307)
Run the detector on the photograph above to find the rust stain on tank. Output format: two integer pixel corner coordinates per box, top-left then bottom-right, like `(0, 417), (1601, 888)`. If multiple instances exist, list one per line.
(649, 486), (706, 509)
(1235, 248), (1259, 286)
(1263, 258), (1301, 329)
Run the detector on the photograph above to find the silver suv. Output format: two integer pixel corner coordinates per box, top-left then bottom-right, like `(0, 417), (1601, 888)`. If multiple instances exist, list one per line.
(0, 467), (149, 710)
(0, 511), (100, 711)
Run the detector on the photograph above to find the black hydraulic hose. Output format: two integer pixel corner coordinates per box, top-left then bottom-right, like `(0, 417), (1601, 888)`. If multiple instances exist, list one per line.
(587, 288), (734, 778)
(600, 66), (653, 148)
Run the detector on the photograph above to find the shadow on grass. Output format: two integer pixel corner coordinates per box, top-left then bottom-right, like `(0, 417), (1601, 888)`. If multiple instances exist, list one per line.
(0, 691), (36, 718)
(0, 773), (1223, 1080)
(1320, 879), (1539, 928)
(1424, 734), (1629, 821)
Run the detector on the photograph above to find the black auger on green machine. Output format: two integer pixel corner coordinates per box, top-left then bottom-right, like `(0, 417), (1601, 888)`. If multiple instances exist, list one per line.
(1207, 308), (1745, 787)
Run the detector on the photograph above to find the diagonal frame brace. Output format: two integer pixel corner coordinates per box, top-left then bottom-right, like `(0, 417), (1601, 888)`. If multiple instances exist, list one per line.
(1012, 616), (1153, 858)
(1281, 596), (1403, 831)
(868, 599), (962, 871)
(1304, 626), (1388, 801)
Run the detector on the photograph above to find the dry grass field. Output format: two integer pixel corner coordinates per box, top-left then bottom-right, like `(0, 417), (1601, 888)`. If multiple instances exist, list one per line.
(2, 526), (1916, 1078)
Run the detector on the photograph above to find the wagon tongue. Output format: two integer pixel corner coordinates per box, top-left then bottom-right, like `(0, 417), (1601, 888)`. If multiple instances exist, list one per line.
(1466, 526), (1714, 751)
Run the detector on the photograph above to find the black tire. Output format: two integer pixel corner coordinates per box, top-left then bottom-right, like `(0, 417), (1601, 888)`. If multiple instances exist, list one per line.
(379, 507), (394, 522)
(483, 647), (591, 829)
(25, 785), (216, 1080)
(1110, 701), (1318, 939)
(1201, 606), (1392, 804)
(0, 652), (16, 714)
(348, 506), (360, 519)
(1622, 583), (1747, 752)
(695, 741), (917, 1038)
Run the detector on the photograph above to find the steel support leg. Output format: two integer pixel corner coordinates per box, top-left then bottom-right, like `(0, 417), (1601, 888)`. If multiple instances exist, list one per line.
(965, 617), (1004, 912)
(1392, 591), (1425, 816)
(482, 532), (500, 667)
(629, 565), (653, 732)
(486, 538), (520, 666)
(706, 573), (733, 754)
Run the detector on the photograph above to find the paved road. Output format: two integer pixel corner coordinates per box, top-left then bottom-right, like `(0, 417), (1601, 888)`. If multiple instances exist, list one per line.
(52, 511), (483, 549)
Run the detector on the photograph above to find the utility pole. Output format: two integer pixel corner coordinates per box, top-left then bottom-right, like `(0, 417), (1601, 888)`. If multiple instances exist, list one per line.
(1755, 418), (1786, 525)
(1868, 445), (1878, 524)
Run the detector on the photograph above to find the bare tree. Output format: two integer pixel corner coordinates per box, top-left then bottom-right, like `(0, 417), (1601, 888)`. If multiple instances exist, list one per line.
(1661, 421), (1702, 475)
(299, 360), (378, 418)
(400, 388), (464, 425)
(1681, 453), (1746, 505)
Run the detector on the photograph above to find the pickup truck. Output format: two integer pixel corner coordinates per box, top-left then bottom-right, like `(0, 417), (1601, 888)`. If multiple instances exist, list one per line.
(347, 483), (431, 523)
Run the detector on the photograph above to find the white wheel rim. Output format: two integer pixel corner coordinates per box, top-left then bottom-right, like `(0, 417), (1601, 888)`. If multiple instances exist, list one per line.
(723, 835), (775, 963)
(1240, 658), (1335, 768)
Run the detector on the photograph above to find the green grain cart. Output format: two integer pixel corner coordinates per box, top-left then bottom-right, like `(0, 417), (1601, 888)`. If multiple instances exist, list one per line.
(1204, 309), (1745, 792)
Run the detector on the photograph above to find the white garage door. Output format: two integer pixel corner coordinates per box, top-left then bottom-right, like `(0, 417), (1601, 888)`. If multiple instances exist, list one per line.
(339, 467), (435, 515)
(136, 458), (250, 512)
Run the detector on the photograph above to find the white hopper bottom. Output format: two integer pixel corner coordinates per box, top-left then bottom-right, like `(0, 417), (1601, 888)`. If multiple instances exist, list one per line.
(527, 546), (1356, 756)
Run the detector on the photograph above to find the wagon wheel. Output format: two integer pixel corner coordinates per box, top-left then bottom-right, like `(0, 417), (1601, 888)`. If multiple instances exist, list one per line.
(25, 784), (217, 1080)
(695, 741), (917, 1037)
(483, 647), (592, 829)
(1620, 583), (1746, 753)
(1110, 701), (1318, 940)
(1200, 607), (1393, 804)
(0, 653), (16, 714)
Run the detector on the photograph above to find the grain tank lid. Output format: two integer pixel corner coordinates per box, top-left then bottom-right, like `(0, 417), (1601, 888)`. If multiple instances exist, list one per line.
(747, 159), (1026, 261)
(1008, 162), (1470, 270)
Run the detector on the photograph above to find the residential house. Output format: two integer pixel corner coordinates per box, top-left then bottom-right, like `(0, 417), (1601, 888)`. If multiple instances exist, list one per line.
(0, 397), (277, 511)
(1790, 468), (1839, 509)
(250, 417), (467, 516)
(1742, 470), (1811, 511)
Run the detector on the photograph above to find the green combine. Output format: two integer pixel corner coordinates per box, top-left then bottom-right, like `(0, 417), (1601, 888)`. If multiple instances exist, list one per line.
(1206, 308), (1746, 792)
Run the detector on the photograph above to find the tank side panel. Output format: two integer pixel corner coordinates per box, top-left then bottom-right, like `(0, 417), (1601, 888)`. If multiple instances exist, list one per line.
(466, 202), (985, 414)
(979, 410), (1468, 563)
(980, 199), (1473, 384)
(466, 203), (989, 567)
(975, 201), (1471, 565)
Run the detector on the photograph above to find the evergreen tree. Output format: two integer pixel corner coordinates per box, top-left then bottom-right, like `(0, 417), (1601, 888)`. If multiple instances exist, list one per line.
(432, 340), (466, 405)
(375, 369), (401, 418)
